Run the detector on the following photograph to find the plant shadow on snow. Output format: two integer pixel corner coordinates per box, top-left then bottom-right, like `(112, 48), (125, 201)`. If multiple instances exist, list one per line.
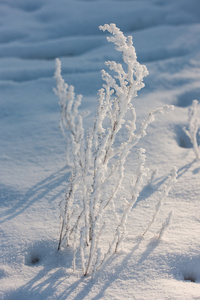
(0, 166), (70, 224)
(133, 156), (199, 209)
(24, 240), (73, 269)
(168, 253), (200, 284)
(7, 238), (160, 300)
(81, 238), (161, 300)
(8, 236), (200, 300)
(177, 159), (197, 179)
(9, 240), (91, 300)
(5, 240), (74, 300)
(193, 166), (200, 174)
(3, 168), (198, 299)
(174, 124), (194, 149)
(132, 175), (167, 209)
(66, 240), (144, 300)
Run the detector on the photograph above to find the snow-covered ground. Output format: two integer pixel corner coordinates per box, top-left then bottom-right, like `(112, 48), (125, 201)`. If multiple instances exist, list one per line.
(1, 0), (200, 299)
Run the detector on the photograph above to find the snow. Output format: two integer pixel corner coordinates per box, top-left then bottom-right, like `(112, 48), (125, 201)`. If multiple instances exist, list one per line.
(1, 0), (200, 299)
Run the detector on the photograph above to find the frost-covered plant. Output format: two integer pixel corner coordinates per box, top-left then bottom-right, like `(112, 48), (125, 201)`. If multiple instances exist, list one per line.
(54, 59), (83, 166)
(54, 24), (174, 276)
(184, 100), (200, 159)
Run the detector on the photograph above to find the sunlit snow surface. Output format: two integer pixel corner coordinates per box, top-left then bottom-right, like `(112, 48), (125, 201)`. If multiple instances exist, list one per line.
(1, 0), (200, 299)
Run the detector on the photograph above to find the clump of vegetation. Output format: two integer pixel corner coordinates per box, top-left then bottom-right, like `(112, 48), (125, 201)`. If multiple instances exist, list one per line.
(54, 24), (175, 276)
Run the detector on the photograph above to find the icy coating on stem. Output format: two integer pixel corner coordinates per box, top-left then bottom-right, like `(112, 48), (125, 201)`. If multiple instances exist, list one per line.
(54, 23), (174, 276)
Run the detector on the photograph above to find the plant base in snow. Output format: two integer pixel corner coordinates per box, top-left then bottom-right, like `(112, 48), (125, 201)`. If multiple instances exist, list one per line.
(54, 24), (175, 276)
